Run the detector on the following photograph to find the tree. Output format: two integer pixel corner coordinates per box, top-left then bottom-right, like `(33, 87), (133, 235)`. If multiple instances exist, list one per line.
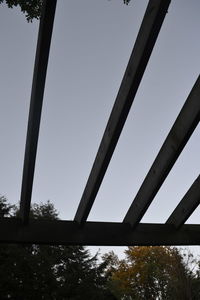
(124, 0), (131, 4)
(108, 246), (198, 300)
(0, 196), (115, 299)
(0, 0), (132, 22)
(0, 195), (14, 217)
(0, 0), (42, 22)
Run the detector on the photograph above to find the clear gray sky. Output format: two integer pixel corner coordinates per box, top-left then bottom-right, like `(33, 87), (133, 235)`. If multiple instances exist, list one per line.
(0, 0), (200, 256)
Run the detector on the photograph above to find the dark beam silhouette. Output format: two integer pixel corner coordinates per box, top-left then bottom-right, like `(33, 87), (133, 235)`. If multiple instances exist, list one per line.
(123, 75), (200, 228)
(74, 0), (171, 224)
(1, 218), (200, 246)
(166, 175), (200, 229)
(19, 0), (57, 224)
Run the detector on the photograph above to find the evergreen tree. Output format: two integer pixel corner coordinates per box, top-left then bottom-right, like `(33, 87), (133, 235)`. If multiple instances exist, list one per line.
(0, 196), (115, 299)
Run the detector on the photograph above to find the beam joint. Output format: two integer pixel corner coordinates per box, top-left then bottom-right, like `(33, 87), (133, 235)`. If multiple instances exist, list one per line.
(166, 175), (200, 229)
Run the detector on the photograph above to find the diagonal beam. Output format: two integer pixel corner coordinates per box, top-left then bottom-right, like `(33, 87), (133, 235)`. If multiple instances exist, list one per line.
(124, 75), (200, 228)
(19, 0), (57, 224)
(1, 218), (200, 246)
(74, 0), (171, 223)
(166, 175), (200, 229)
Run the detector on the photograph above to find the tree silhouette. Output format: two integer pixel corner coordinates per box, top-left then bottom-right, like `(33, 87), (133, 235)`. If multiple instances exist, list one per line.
(0, 196), (116, 299)
(0, 0), (132, 22)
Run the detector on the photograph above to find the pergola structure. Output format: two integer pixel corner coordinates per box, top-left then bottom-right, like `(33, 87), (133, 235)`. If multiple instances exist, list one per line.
(1, 0), (200, 246)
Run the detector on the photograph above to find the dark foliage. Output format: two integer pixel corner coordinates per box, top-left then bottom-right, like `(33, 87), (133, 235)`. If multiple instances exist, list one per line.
(0, 0), (42, 22)
(124, 0), (131, 4)
(0, 0), (132, 22)
(0, 197), (115, 299)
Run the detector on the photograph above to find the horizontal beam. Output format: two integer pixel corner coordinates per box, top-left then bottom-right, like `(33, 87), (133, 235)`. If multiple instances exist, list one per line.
(74, 0), (171, 223)
(166, 175), (200, 229)
(19, 0), (57, 224)
(123, 75), (200, 227)
(1, 218), (200, 246)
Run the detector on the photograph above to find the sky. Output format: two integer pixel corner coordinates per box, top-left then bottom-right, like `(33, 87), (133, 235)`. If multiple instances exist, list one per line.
(0, 0), (200, 257)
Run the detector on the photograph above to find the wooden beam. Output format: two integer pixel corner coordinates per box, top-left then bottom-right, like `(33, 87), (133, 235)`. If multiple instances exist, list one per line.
(19, 0), (57, 224)
(74, 0), (171, 223)
(166, 175), (200, 229)
(1, 218), (200, 246)
(123, 75), (200, 228)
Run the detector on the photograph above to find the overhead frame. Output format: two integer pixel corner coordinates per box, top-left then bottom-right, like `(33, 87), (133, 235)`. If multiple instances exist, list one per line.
(1, 0), (200, 246)
(74, 0), (171, 224)
(166, 175), (200, 229)
(19, 0), (57, 224)
(123, 75), (200, 228)
(1, 218), (200, 246)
